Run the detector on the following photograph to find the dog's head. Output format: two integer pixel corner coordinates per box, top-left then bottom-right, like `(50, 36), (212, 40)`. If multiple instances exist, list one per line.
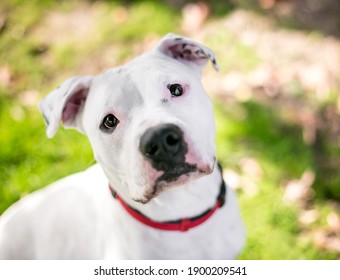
(39, 34), (219, 203)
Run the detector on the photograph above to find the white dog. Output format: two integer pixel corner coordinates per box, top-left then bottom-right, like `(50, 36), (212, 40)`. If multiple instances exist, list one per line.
(0, 34), (245, 259)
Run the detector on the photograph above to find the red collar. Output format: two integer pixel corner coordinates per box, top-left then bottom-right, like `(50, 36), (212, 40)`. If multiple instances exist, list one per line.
(109, 166), (226, 232)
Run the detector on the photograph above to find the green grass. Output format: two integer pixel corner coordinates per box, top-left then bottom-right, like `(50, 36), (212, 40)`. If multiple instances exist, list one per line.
(0, 95), (94, 213)
(0, 0), (339, 259)
(215, 101), (312, 176)
(214, 100), (337, 259)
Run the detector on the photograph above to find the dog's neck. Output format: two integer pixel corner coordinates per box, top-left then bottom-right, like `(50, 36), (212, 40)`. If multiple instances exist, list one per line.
(104, 165), (222, 222)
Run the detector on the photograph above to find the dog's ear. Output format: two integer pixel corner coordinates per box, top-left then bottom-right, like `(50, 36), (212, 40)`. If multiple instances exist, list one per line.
(155, 33), (219, 77)
(38, 76), (92, 138)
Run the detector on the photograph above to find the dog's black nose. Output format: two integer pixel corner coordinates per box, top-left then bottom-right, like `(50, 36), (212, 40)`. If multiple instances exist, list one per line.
(140, 124), (187, 168)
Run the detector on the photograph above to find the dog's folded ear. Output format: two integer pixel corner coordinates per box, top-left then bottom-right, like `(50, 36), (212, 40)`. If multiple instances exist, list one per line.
(155, 33), (219, 77)
(38, 76), (92, 138)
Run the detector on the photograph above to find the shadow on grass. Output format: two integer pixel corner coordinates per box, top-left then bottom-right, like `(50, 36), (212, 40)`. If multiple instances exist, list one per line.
(232, 0), (340, 38)
(215, 99), (312, 182)
(102, 0), (340, 37)
(216, 95), (340, 199)
(214, 99), (338, 259)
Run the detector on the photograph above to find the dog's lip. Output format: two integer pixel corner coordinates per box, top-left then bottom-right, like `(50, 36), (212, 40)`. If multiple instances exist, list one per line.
(134, 168), (205, 204)
(142, 173), (193, 203)
(155, 163), (197, 183)
(135, 159), (216, 204)
(141, 163), (213, 202)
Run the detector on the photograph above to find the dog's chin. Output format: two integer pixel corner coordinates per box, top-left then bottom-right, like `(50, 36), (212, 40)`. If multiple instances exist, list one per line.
(134, 162), (215, 204)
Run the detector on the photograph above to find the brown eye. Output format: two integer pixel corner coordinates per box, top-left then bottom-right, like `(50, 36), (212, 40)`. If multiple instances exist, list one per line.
(168, 84), (183, 97)
(101, 114), (119, 132)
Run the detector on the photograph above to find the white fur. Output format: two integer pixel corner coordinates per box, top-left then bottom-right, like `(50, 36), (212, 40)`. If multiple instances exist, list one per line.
(0, 34), (245, 259)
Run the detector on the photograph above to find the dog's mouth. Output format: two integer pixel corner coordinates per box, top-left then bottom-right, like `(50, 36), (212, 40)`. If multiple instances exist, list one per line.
(156, 162), (197, 183)
(136, 161), (214, 203)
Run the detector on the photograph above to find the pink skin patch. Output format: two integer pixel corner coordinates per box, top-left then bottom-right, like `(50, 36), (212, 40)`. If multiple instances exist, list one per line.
(144, 160), (164, 188)
(183, 134), (214, 173)
(62, 89), (87, 124)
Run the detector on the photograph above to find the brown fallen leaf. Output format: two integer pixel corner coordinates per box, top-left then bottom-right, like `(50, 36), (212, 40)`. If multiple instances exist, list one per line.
(221, 72), (244, 94)
(313, 229), (340, 253)
(283, 170), (315, 206)
(239, 157), (263, 181)
(0, 65), (12, 87)
(223, 168), (242, 190)
(223, 168), (259, 196)
(299, 209), (319, 225)
(19, 90), (40, 107)
(260, 0), (276, 10)
(181, 2), (209, 34)
(327, 212), (340, 233)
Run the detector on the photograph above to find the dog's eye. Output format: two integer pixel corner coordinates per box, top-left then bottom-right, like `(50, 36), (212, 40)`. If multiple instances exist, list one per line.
(168, 84), (183, 97)
(100, 114), (119, 132)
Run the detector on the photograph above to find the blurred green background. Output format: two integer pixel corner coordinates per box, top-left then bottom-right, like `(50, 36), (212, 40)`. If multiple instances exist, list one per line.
(0, 0), (340, 259)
